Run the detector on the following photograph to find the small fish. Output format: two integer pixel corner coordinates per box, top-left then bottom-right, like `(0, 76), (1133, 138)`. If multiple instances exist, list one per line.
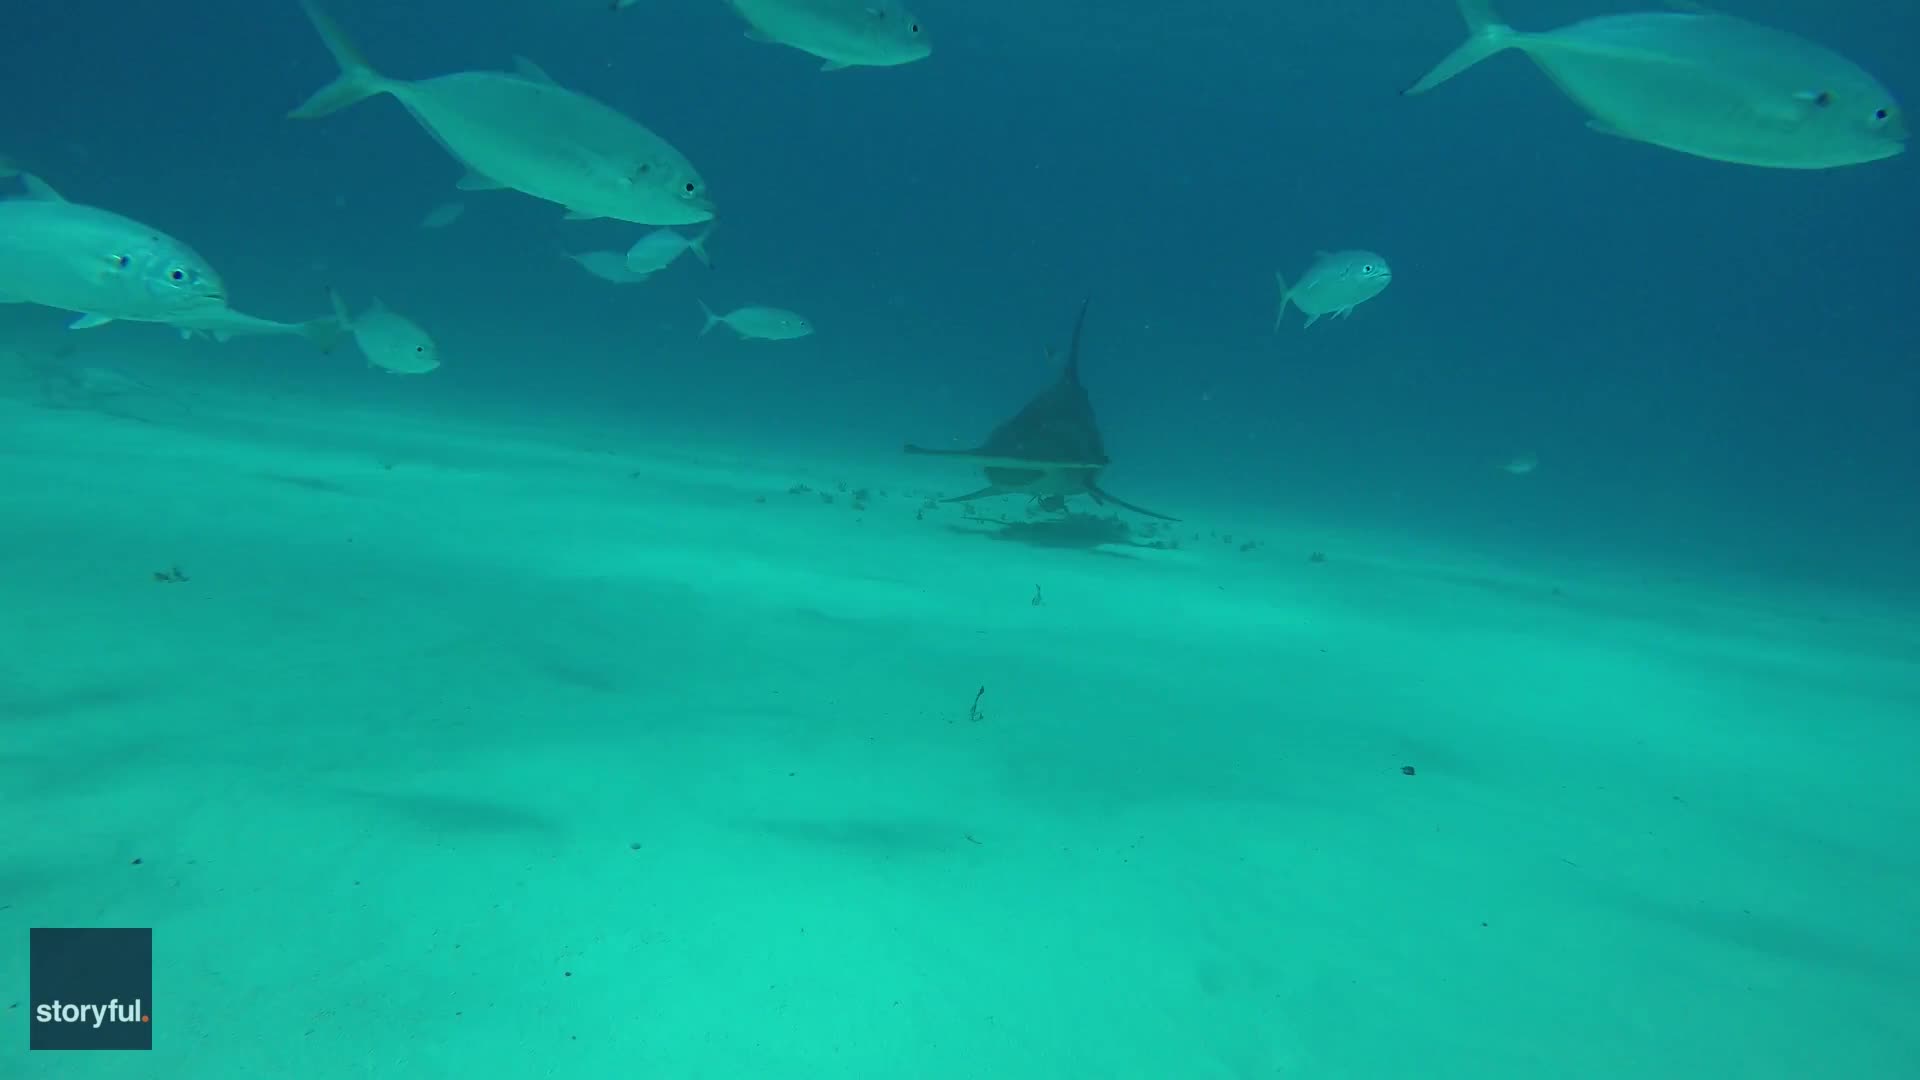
(567, 250), (653, 284)
(1274, 250), (1392, 329)
(329, 289), (439, 374)
(0, 171), (229, 330)
(698, 300), (813, 340)
(621, 0), (930, 72)
(291, 1), (715, 224)
(419, 201), (466, 229)
(624, 227), (711, 275)
(1404, 0), (1906, 169)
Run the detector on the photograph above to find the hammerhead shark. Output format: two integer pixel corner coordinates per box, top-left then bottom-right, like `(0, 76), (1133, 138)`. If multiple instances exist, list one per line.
(904, 300), (1178, 521)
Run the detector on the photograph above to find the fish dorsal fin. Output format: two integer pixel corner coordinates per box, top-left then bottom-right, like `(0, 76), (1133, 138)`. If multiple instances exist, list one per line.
(22, 173), (68, 202)
(513, 56), (560, 85)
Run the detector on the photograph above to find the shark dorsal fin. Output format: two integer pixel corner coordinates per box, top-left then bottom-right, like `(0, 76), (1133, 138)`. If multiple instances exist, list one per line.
(1064, 298), (1089, 385)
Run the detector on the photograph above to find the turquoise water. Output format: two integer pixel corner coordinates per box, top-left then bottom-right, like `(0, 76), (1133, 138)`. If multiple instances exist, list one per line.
(3, 2), (1916, 1076)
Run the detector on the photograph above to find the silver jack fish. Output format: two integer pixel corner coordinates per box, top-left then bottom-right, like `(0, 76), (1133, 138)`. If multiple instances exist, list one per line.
(291, 0), (715, 224)
(619, 0), (930, 71)
(0, 171), (338, 347)
(1274, 250), (1393, 329)
(1404, 0), (1907, 169)
(0, 172), (226, 329)
(329, 290), (440, 375)
(698, 301), (814, 340)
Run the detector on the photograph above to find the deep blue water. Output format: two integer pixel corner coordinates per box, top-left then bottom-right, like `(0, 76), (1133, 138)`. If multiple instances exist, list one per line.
(3, 0), (1914, 589)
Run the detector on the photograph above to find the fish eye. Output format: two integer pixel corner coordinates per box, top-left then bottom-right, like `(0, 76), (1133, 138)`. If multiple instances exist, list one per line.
(114, 254), (131, 269)
(684, 182), (696, 194)
(1363, 263), (1375, 273)
(1874, 108), (1890, 122)
(911, 23), (920, 33)
(1813, 90), (1833, 108)
(170, 269), (186, 281)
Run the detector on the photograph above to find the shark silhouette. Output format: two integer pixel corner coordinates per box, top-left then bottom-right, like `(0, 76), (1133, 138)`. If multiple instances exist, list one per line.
(905, 300), (1178, 521)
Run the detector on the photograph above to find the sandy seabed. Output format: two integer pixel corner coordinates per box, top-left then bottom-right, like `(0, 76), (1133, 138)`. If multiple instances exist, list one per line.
(3, 346), (1917, 1079)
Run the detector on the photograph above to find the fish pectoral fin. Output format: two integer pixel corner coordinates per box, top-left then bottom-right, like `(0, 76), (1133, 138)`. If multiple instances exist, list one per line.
(455, 170), (507, 191)
(820, 61), (851, 72)
(68, 313), (114, 330)
(563, 209), (603, 221)
(743, 30), (776, 44)
(1584, 119), (1637, 141)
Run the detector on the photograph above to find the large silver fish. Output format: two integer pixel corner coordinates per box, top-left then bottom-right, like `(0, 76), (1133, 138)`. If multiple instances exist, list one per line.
(617, 0), (929, 71)
(291, 0), (715, 224)
(1405, 0), (1906, 169)
(0, 172), (227, 330)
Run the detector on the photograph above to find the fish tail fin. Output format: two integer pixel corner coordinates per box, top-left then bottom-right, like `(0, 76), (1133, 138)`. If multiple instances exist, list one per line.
(688, 227), (713, 267)
(300, 311), (349, 354)
(289, 0), (394, 119)
(1402, 0), (1519, 96)
(697, 299), (721, 337)
(1273, 270), (1290, 331)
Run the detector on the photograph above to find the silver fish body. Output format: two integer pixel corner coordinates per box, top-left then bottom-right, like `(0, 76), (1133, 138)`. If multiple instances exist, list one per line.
(0, 175), (226, 328)
(624, 227), (711, 274)
(330, 290), (439, 375)
(568, 250), (653, 284)
(292, 1), (714, 225)
(1275, 250), (1392, 329)
(726, 0), (930, 71)
(698, 300), (813, 340)
(1406, 1), (1906, 169)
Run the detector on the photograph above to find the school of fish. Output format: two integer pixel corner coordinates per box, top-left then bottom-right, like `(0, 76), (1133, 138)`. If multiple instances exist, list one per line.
(0, 0), (1905, 378)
